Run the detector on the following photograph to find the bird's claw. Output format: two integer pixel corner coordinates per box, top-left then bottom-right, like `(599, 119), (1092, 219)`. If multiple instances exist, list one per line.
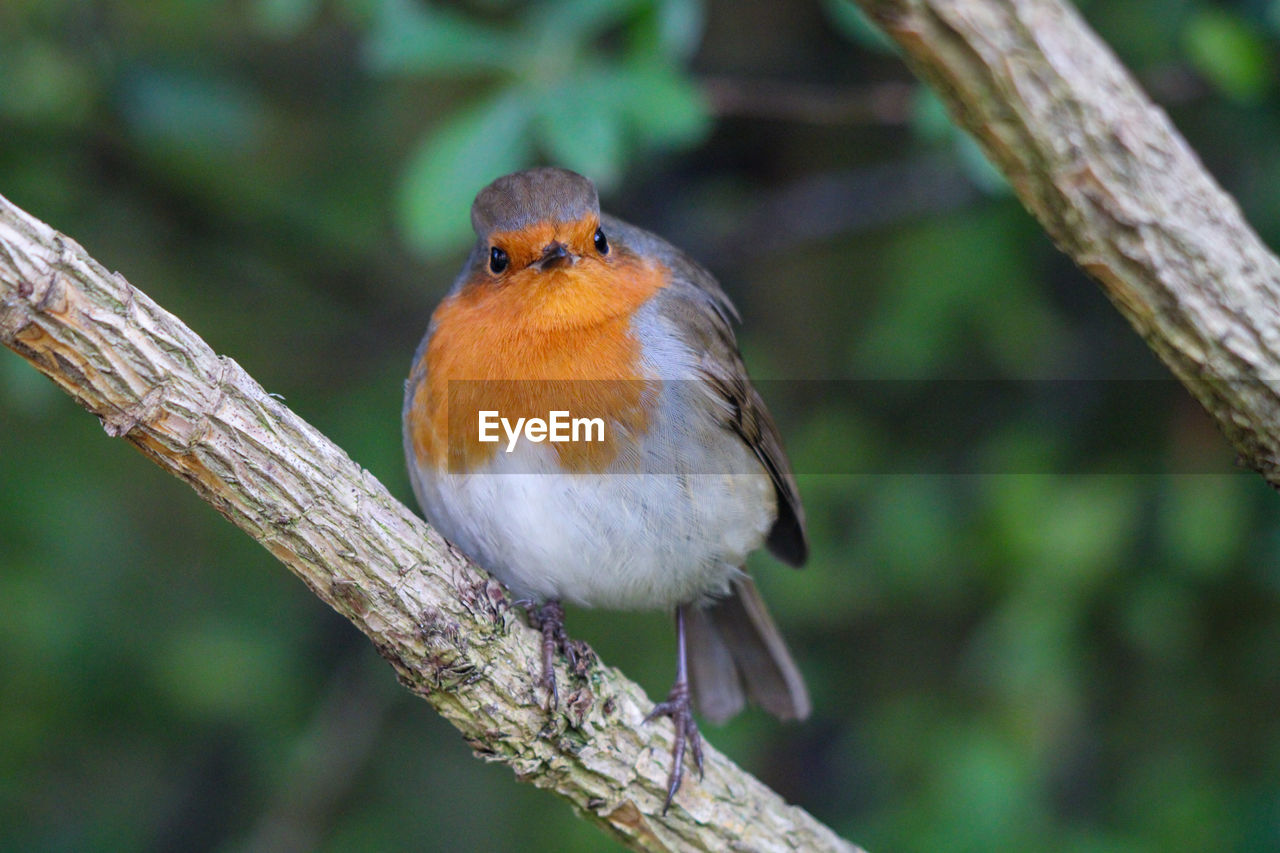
(534, 600), (569, 711)
(539, 663), (559, 711)
(644, 680), (703, 814)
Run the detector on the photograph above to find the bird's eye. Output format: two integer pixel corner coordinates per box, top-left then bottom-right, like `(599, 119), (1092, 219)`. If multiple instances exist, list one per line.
(489, 246), (509, 274)
(593, 227), (609, 255)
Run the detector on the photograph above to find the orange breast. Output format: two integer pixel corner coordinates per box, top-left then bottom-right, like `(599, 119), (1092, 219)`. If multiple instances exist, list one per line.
(409, 249), (668, 473)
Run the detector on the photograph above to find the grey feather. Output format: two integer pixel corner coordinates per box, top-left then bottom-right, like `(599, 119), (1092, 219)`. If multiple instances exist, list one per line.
(471, 167), (599, 238)
(689, 577), (811, 722)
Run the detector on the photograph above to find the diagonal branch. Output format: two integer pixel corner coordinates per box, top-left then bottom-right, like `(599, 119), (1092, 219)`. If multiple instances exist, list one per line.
(0, 194), (858, 853)
(854, 0), (1280, 480)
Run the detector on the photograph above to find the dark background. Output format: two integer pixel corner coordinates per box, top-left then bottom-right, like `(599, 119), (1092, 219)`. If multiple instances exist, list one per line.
(3, 1), (1280, 850)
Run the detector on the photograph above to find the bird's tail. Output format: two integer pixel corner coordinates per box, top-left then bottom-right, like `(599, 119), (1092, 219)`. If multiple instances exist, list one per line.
(685, 576), (811, 724)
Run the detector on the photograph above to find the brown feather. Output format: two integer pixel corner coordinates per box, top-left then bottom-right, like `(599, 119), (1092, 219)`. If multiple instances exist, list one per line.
(689, 577), (810, 722)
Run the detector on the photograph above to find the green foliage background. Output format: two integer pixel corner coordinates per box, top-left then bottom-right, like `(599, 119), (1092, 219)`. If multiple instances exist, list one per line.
(3, 1), (1280, 850)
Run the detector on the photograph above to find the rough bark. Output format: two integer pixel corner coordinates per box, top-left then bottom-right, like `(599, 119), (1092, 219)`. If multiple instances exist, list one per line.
(855, 0), (1280, 481)
(0, 195), (858, 853)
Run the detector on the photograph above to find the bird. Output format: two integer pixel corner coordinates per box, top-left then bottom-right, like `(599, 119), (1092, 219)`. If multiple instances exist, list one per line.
(403, 167), (810, 812)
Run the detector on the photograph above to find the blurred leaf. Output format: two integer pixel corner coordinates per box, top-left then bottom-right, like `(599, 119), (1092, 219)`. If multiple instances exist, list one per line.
(855, 208), (1056, 375)
(398, 92), (534, 254)
(988, 475), (1138, 580)
(628, 0), (706, 60)
(529, 58), (710, 186)
(382, 0), (711, 251)
(0, 570), (78, 664)
(967, 594), (1079, 709)
(790, 406), (878, 480)
(153, 621), (294, 719)
(252, 0), (321, 37)
(338, 0), (382, 17)
(975, 423), (1059, 479)
(527, 0), (646, 44)
(1122, 577), (1197, 663)
(117, 68), (265, 156)
(654, 0), (706, 59)
(1122, 750), (1238, 851)
(935, 730), (1038, 845)
(0, 39), (96, 125)
(1157, 475), (1247, 576)
(1183, 9), (1275, 102)
(377, 0), (711, 258)
(364, 0), (520, 76)
(822, 0), (896, 54)
(614, 61), (710, 150)
(535, 80), (628, 185)
(862, 476), (960, 602)
(1081, 0), (1190, 68)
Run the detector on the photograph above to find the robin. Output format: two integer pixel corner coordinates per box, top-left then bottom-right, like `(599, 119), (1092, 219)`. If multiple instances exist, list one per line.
(403, 167), (810, 811)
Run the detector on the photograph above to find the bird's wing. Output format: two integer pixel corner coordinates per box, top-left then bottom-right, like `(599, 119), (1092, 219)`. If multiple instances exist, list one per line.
(605, 214), (808, 567)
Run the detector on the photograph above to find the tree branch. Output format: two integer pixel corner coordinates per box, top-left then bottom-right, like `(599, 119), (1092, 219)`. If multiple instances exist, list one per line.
(0, 196), (858, 853)
(854, 0), (1280, 482)
(699, 76), (916, 125)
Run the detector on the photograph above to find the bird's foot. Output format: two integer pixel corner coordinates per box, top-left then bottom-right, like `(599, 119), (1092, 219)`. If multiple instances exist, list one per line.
(644, 678), (704, 814)
(527, 599), (572, 711)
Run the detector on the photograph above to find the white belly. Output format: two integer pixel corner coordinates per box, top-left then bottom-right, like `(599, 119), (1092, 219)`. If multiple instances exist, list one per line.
(409, 434), (773, 610)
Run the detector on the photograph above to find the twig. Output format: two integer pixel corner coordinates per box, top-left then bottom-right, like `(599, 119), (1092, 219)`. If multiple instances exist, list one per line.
(700, 76), (916, 125)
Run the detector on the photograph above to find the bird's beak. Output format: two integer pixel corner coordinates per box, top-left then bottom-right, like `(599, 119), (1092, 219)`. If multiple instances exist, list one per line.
(535, 241), (574, 271)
